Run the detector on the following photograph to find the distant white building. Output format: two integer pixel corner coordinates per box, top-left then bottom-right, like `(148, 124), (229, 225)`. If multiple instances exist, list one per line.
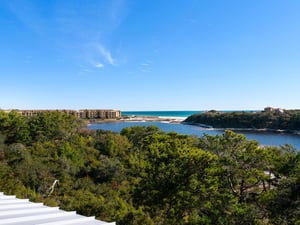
(0, 192), (115, 225)
(264, 107), (284, 114)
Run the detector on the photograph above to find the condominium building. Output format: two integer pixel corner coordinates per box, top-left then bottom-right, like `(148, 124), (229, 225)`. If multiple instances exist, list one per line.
(4, 109), (122, 119)
(76, 109), (122, 119)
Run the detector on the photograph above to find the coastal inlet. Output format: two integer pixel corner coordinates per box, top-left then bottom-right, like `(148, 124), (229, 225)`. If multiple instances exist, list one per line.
(89, 110), (300, 149)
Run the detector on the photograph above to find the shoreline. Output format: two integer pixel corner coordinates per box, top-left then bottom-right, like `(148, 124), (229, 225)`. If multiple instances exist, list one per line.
(87, 116), (186, 125)
(182, 122), (300, 136)
(87, 118), (300, 136)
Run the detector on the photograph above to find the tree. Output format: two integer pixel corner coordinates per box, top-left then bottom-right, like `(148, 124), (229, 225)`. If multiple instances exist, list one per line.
(264, 148), (300, 224)
(28, 111), (82, 143)
(131, 132), (228, 224)
(0, 110), (30, 144)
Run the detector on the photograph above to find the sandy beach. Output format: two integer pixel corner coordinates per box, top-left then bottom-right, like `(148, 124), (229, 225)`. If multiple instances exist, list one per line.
(120, 115), (187, 123)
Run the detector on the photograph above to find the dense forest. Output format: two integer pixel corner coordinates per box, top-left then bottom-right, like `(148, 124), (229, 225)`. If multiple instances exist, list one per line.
(183, 109), (300, 131)
(0, 110), (300, 224)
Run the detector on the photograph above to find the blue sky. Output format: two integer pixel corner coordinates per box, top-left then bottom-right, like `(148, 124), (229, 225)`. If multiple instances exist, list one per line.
(1, 0), (300, 111)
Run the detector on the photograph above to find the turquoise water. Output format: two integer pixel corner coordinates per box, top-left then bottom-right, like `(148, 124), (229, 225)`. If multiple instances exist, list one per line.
(122, 110), (257, 118)
(122, 111), (202, 118)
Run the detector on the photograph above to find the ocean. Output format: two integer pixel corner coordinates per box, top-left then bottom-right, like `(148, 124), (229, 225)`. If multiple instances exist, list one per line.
(122, 110), (258, 118)
(122, 111), (202, 118)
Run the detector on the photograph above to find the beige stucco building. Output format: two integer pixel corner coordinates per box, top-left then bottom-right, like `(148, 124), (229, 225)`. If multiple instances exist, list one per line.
(76, 109), (122, 119)
(6, 109), (122, 119)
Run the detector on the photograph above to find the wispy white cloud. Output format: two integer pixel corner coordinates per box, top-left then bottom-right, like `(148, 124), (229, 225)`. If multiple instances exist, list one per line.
(5, 1), (45, 35)
(141, 63), (150, 66)
(110, 0), (129, 28)
(97, 44), (115, 65)
(78, 61), (104, 75)
(82, 69), (94, 73)
(140, 69), (151, 73)
(84, 43), (115, 69)
(95, 63), (104, 68)
(140, 60), (153, 73)
(7, 0), (128, 75)
(141, 60), (153, 66)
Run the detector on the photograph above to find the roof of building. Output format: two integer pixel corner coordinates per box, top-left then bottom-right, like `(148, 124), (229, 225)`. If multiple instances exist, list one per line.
(0, 192), (115, 225)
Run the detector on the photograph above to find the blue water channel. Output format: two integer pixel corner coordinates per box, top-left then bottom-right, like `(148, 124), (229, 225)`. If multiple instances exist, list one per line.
(88, 121), (300, 150)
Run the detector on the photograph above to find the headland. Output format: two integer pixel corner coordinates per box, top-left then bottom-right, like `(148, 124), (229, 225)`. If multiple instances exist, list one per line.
(183, 107), (300, 135)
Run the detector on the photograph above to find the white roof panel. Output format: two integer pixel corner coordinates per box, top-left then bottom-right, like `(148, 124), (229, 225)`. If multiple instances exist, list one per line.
(0, 192), (115, 225)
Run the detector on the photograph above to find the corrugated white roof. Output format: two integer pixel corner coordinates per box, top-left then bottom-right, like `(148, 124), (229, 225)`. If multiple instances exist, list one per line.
(0, 192), (115, 225)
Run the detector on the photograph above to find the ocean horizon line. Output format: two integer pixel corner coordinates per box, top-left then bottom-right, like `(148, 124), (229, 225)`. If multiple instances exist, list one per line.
(121, 110), (259, 118)
(122, 109), (260, 111)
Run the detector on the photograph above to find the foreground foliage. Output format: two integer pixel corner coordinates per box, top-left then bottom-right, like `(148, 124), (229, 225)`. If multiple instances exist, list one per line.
(0, 111), (300, 224)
